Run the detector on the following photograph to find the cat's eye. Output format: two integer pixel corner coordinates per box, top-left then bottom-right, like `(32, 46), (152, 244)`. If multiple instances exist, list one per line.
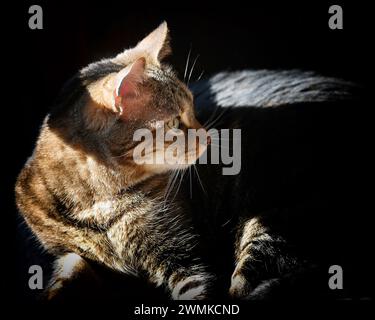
(166, 117), (180, 130)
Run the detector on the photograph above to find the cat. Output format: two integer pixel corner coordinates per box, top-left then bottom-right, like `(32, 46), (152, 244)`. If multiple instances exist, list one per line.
(16, 22), (364, 301)
(16, 22), (215, 300)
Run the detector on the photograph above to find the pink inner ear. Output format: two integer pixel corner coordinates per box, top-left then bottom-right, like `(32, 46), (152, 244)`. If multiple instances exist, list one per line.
(117, 77), (135, 98)
(115, 57), (146, 107)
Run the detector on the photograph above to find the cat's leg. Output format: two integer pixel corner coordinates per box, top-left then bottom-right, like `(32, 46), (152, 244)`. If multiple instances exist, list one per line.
(229, 216), (298, 299)
(137, 231), (214, 300)
(45, 253), (99, 300)
(142, 245), (214, 300)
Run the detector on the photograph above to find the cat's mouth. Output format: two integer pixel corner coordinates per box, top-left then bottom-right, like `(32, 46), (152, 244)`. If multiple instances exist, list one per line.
(135, 140), (209, 175)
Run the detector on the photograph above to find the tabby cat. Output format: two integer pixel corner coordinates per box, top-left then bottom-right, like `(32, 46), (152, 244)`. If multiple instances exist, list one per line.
(16, 22), (361, 301)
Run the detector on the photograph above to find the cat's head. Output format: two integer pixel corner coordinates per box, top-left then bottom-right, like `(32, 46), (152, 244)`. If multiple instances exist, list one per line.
(49, 22), (209, 185)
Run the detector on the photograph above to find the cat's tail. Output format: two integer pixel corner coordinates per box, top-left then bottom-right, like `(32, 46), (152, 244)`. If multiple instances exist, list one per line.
(190, 69), (361, 121)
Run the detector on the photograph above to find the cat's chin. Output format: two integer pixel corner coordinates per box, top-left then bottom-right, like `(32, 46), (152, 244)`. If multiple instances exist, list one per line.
(139, 150), (206, 175)
(142, 163), (193, 175)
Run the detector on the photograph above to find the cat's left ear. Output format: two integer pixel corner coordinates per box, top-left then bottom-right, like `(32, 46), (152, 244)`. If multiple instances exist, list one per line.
(114, 22), (171, 65)
(136, 21), (171, 62)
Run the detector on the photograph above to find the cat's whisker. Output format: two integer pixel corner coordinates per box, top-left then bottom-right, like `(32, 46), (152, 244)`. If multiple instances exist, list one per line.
(196, 70), (205, 82)
(166, 166), (187, 203)
(189, 166), (193, 199)
(158, 201), (172, 213)
(204, 109), (226, 130)
(187, 54), (200, 86)
(205, 109), (228, 130)
(206, 111), (226, 128)
(193, 164), (206, 195)
(183, 45), (192, 83)
(203, 105), (222, 128)
(169, 169), (182, 202)
(221, 217), (233, 227)
(167, 170), (180, 198)
(110, 149), (133, 159)
(164, 170), (180, 204)
(164, 172), (175, 199)
(171, 168), (187, 203)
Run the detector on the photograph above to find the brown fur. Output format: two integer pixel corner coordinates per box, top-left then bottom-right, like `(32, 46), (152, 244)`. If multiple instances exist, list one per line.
(16, 22), (212, 300)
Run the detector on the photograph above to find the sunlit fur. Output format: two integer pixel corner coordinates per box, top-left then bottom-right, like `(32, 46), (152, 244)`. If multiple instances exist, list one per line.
(16, 22), (213, 300)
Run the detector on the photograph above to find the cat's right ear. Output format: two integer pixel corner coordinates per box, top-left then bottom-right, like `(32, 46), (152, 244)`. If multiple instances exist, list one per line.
(113, 57), (146, 113)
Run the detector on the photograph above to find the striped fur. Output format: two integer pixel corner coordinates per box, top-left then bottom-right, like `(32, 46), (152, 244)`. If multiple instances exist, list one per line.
(15, 23), (214, 300)
(16, 23), (362, 301)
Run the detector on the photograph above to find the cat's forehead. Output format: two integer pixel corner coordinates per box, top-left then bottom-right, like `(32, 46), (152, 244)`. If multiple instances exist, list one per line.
(146, 65), (193, 111)
(146, 65), (175, 82)
(81, 59), (180, 89)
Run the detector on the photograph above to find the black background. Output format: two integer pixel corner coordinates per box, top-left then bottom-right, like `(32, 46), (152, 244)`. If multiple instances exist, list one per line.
(6, 1), (374, 305)
(10, 1), (372, 176)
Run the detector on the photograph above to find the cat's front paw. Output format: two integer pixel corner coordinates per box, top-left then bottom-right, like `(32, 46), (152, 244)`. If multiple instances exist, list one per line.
(45, 277), (70, 301)
(229, 272), (252, 299)
(229, 271), (281, 300)
(44, 253), (99, 301)
(171, 274), (212, 300)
